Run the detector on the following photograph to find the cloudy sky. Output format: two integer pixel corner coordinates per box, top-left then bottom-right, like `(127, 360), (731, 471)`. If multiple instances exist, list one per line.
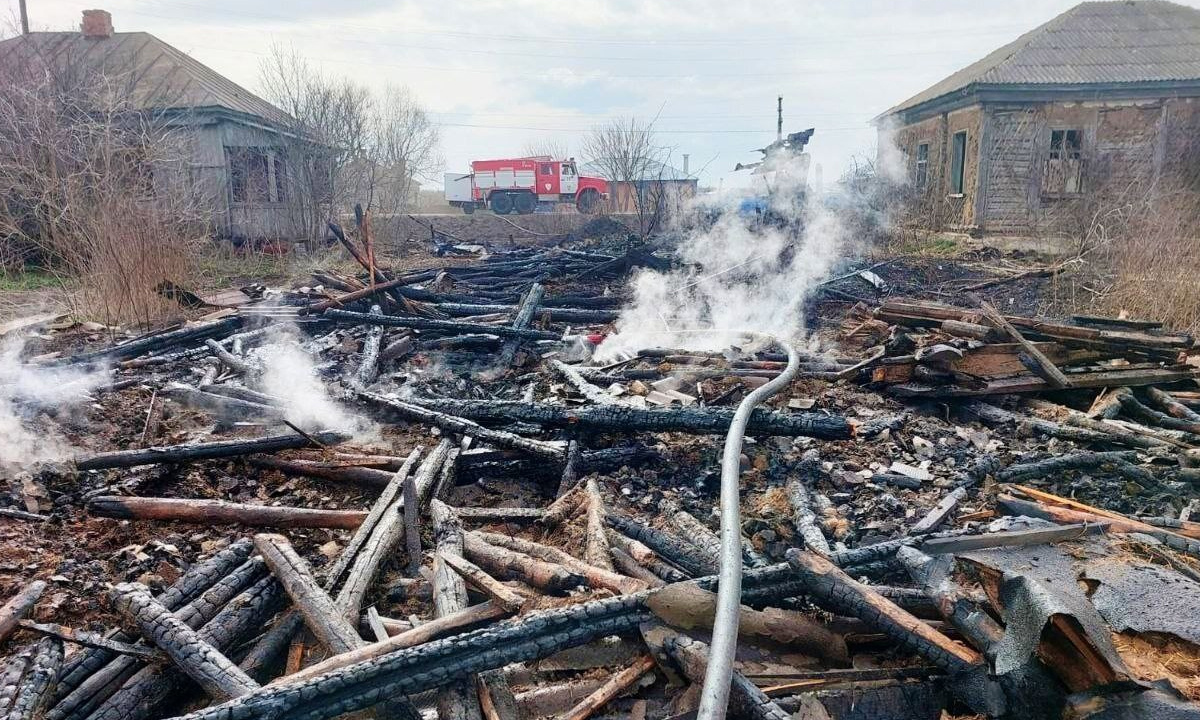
(10, 0), (1195, 190)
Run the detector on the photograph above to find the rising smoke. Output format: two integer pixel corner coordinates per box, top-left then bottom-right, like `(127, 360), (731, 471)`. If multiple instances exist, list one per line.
(595, 147), (863, 361)
(0, 335), (110, 469)
(251, 330), (376, 437)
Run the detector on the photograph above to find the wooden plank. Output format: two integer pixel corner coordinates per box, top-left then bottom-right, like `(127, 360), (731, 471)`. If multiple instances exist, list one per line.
(918, 523), (1105, 554)
(970, 295), (1071, 389)
(888, 366), (1198, 398)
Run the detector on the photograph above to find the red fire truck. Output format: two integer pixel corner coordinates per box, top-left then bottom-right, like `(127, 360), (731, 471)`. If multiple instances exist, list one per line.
(444, 156), (608, 215)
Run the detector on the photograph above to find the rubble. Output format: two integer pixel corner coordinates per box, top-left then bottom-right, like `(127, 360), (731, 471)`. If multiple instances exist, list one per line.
(1, 228), (1200, 720)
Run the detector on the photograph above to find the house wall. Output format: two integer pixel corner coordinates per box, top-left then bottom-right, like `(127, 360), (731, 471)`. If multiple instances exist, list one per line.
(215, 121), (302, 240)
(889, 104), (983, 230)
(892, 95), (1200, 235)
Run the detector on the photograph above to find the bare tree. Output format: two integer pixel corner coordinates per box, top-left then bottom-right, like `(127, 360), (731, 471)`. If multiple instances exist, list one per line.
(581, 117), (671, 237)
(259, 45), (374, 241)
(260, 46), (441, 235)
(361, 85), (441, 217)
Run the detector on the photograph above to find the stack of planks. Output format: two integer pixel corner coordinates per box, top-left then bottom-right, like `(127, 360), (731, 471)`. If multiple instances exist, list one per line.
(869, 299), (1197, 398)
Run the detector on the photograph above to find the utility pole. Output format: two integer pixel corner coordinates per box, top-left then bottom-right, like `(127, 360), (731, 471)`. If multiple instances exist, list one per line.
(776, 96), (783, 141)
(18, 0), (30, 34)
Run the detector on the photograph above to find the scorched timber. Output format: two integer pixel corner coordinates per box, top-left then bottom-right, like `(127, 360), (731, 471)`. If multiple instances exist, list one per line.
(406, 398), (854, 439)
(75, 431), (349, 470)
(88, 496), (367, 529)
(322, 309), (560, 341)
(166, 563), (811, 720)
(50, 540), (254, 710)
(108, 583), (259, 701)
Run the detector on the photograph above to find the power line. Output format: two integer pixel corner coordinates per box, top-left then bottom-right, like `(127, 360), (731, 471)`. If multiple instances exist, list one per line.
(125, 5), (1025, 63)
(133, 0), (1030, 47)
(164, 40), (994, 81)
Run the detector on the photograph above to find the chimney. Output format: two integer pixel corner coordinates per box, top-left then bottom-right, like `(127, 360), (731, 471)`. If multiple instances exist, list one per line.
(81, 9), (113, 39)
(682, 154), (690, 177)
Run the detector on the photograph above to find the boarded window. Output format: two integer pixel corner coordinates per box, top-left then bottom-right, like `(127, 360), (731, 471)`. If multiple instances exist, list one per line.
(1043, 129), (1083, 196)
(949, 132), (967, 195)
(228, 147), (284, 203)
(915, 143), (929, 188)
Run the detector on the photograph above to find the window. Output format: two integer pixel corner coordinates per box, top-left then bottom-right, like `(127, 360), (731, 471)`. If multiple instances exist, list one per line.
(540, 163), (553, 176)
(561, 163), (576, 177)
(227, 147), (285, 203)
(1043, 129), (1084, 196)
(949, 131), (967, 195)
(915, 143), (929, 188)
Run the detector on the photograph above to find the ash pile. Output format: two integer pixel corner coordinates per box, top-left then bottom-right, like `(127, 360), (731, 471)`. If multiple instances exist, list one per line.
(3, 229), (1200, 720)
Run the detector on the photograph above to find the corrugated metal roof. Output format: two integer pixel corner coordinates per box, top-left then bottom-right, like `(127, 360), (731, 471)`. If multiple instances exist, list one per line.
(0, 31), (292, 127)
(886, 0), (1200, 115)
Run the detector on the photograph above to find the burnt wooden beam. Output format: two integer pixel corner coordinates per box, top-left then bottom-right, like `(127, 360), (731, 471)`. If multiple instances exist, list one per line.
(88, 496), (365, 530)
(323, 308), (559, 341)
(462, 535), (585, 594)
(48, 540), (254, 711)
(246, 455), (394, 489)
(786, 480), (831, 556)
(0, 636), (63, 720)
(784, 549), (982, 674)
(253, 535), (361, 655)
(109, 583), (258, 701)
(408, 398), (855, 439)
(336, 441), (451, 619)
(605, 515), (717, 578)
(0, 581), (46, 645)
(88, 577), (286, 720)
(430, 501), (484, 720)
(643, 624), (789, 720)
(357, 391), (566, 460)
(48, 317), (241, 367)
(75, 431), (349, 470)
(472, 531), (647, 595)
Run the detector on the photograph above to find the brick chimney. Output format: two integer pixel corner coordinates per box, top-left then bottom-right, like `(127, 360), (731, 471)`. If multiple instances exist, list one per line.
(81, 9), (114, 39)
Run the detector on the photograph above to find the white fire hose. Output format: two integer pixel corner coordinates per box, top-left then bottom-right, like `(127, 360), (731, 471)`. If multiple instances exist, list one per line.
(696, 333), (801, 720)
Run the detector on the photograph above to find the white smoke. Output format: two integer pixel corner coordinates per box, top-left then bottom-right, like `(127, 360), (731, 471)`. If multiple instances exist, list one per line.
(596, 148), (856, 361)
(0, 335), (110, 469)
(251, 331), (375, 437)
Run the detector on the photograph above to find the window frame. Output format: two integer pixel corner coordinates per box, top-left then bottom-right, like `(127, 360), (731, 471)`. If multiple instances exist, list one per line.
(949, 131), (967, 196)
(915, 142), (929, 189)
(1043, 128), (1085, 198)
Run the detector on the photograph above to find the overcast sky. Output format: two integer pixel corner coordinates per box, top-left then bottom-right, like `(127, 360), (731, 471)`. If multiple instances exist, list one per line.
(10, 0), (1199, 190)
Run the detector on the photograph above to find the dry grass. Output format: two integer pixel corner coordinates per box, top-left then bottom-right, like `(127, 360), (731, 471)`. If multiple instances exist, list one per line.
(1046, 191), (1200, 335)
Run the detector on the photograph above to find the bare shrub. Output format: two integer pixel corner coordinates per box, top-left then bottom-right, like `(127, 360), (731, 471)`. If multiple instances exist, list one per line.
(582, 117), (675, 238)
(0, 46), (206, 326)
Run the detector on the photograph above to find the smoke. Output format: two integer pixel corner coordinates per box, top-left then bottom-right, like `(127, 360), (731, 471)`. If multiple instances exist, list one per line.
(251, 331), (375, 437)
(595, 148), (857, 361)
(0, 335), (110, 469)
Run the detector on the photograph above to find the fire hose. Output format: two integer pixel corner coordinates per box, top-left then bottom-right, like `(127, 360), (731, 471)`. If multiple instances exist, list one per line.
(696, 334), (801, 720)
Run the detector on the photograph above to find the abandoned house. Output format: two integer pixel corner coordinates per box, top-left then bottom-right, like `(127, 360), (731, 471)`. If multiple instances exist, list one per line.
(0, 10), (318, 240)
(877, 0), (1200, 235)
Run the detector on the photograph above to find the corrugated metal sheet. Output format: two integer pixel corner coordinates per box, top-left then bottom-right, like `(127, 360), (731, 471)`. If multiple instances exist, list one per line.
(887, 1), (1200, 115)
(0, 31), (292, 127)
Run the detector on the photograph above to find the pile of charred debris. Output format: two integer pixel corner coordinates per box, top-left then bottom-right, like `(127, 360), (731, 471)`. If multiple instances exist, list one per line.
(5, 230), (1200, 720)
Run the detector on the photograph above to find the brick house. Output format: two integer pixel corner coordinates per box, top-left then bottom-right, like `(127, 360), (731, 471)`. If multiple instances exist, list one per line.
(877, 1), (1200, 235)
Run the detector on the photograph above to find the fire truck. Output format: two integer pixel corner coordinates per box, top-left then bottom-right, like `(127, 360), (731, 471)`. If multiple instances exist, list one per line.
(444, 157), (608, 215)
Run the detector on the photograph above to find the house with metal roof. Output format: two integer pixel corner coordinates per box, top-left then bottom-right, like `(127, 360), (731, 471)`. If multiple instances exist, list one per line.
(0, 10), (315, 240)
(877, 0), (1200, 235)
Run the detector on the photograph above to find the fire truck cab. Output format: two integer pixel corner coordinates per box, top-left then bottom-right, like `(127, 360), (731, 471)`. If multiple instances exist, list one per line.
(444, 156), (608, 215)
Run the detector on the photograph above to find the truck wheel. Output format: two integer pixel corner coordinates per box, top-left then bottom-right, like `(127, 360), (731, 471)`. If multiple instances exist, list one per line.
(462, 202), (475, 215)
(490, 193), (513, 215)
(576, 188), (600, 214)
(514, 193), (536, 215)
